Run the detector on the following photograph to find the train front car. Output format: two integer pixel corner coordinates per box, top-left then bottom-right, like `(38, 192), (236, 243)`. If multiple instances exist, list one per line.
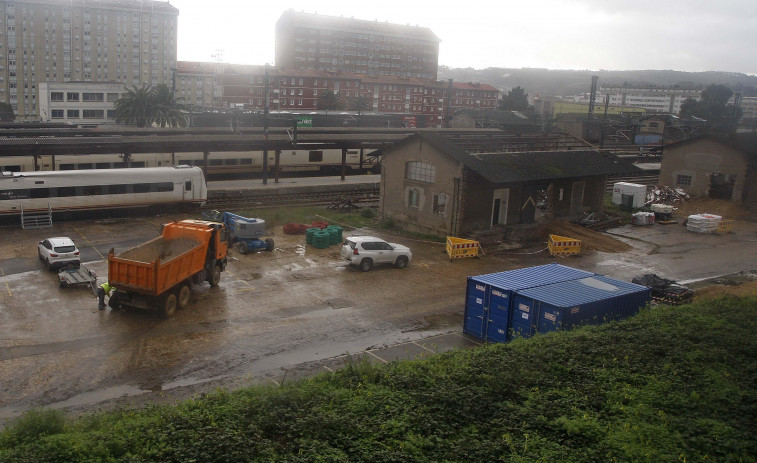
(0, 166), (206, 215)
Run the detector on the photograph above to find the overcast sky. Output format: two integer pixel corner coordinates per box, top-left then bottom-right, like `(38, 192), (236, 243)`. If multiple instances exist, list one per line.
(168, 0), (757, 76)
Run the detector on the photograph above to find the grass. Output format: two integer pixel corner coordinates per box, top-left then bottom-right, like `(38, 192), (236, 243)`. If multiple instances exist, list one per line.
(234, 206), (446, 242)
(2, 295), (756, 462)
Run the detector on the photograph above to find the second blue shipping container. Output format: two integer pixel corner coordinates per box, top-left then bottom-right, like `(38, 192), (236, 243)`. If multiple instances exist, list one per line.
(509, 274), (651, 340)
(464, 263), (595, 342)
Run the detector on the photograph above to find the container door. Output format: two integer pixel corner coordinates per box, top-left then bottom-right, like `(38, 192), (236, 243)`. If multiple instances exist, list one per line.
(484, 288), (510, 343)
(537, 306), (564, 334)
(463, 280), (487, 339)
(509, 295), (537, 340)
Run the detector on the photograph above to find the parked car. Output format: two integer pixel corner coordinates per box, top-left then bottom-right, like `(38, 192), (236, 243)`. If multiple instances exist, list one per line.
(38, 237), (81, 271)
(340, 236), (412, 271)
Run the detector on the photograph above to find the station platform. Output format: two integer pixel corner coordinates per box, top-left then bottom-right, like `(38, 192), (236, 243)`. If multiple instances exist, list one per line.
(207, 174), (380, 199)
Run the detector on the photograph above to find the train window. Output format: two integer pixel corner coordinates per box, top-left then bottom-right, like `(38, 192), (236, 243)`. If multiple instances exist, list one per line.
(178, 160), (192, 166)
(309, 151), (323, 162)
(60, 164), (75, 170)
(77, 163), (94, 170)
(131, 162), (146, 168)
(240, 158), (252, 165)
(114, 162), (127, 168)
(30, 188), (50, 199)
(0, 165), (21, 172)
(83, 185), (102, 196)
(185, 181), (192, 191)
(56, 187), (76, 197)
(224, 159), (239, 166)
(209, 159), (223, 166)
(108, 184), (127, 195)
(195, 160), (206, 166)
(155, 182), (173, 192)
(134, 183), (150, 193)
(96, 163), (111, 169)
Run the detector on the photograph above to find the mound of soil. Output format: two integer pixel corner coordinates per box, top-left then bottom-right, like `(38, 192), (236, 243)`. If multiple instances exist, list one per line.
(532, 221), (632, 253)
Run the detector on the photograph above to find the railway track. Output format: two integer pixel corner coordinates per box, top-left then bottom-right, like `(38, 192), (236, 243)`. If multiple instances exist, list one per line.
(203, 187), (380, 211)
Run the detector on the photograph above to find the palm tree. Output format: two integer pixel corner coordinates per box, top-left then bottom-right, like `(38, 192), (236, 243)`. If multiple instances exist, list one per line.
(153, 84), (187, 128)
(114, 84), (156, 127)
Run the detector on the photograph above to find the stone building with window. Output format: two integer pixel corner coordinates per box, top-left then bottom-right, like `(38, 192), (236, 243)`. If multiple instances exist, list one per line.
(379, 132), (641, 237)
(658, 134), (757, 206)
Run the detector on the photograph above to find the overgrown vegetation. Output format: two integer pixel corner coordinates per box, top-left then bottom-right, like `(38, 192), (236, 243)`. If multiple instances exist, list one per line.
(236, 206), (445, 242)
(2, 295), (755, 461)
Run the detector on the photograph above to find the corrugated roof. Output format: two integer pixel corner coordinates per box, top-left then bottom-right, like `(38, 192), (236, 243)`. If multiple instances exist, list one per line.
(386, 132), (642, 183)
(515, 275), (649, 307)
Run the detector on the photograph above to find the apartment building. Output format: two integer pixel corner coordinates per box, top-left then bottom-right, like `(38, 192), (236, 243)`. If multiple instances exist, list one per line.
(275, 10), (440, 80)
(601, 86), (701, 114)
(175, 60), (217, 108)
(1, 0), (178, 120)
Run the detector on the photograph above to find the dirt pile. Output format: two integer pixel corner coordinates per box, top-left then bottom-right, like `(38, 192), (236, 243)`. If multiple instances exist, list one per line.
(531, 221), (632, 253)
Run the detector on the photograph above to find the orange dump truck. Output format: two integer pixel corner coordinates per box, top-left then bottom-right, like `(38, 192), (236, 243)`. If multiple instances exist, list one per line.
(108, 219), (228, 317)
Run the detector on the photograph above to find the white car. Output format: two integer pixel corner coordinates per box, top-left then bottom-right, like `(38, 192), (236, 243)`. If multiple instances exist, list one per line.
(340, 236), (412, 272)
(38, 237), (81, 271)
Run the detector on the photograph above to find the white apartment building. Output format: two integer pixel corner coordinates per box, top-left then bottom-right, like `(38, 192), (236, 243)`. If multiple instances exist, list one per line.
(601, 86), (701, 114)
(1, 0), (178, 121)
(39, 81), (124, 124)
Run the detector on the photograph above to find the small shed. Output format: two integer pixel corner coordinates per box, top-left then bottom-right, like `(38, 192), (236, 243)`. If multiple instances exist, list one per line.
(464, 263), (595, 343)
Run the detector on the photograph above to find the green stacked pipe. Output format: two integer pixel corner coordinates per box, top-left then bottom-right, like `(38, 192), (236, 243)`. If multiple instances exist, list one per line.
(312, 230), (331, 249)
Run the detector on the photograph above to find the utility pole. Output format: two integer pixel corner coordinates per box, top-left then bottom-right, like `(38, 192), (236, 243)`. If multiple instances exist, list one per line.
(263, 63), (270, 185)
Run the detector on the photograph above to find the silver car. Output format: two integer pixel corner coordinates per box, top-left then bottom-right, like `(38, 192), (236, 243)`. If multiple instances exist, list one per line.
(340, 235), (412, 272)
(38, 237), (81, 271)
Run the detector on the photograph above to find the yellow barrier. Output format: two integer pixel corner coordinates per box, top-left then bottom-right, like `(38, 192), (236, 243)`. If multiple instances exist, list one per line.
(446, 236), (480, 259)
(717, 219), (734, 233)
(548, 234), (582, 257)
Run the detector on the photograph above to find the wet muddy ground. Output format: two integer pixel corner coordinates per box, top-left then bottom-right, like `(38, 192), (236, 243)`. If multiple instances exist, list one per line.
(1, 211), (756, 426)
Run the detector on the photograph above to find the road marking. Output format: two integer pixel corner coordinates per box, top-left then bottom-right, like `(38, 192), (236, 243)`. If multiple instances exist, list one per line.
(451, 331), (482, 345)
(412, 341), (435, 353)
(0, 269), (10, 296)
(73, 227), (105, 261)
(365, 350), (388, 363)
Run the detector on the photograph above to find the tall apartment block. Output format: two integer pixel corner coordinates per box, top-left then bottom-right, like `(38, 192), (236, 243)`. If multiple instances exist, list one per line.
(0, 0), (178, 121)
(275, 10), (440, 80)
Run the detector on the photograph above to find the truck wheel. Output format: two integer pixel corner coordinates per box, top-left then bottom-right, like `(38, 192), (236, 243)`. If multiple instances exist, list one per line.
(209, 264), (222, 287)
(265, 238), (274, 251)
(177, 284), (191, 310)
(162, 293), (177, 318)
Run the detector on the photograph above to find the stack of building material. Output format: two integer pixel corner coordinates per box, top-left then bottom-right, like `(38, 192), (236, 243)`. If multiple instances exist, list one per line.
(631, 211), (655, 225)
(686, 213), (722, 233)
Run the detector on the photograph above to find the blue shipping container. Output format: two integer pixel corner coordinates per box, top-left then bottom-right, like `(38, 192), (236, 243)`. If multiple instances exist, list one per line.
(510, 275), (651, 340)
(464, 263), (595, 342)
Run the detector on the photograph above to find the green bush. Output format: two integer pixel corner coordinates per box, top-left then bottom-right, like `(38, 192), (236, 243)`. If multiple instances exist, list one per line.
(2, 296), (755, 462)
(359, 207), (376, 219)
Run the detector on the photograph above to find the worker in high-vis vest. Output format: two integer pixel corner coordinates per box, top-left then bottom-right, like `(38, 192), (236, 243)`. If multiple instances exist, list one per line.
(97, 281), (115, 310)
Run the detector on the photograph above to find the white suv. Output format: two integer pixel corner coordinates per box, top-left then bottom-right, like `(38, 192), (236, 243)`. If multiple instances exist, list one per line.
(38, 237), (81, 271)
(340, 236), (412, 272)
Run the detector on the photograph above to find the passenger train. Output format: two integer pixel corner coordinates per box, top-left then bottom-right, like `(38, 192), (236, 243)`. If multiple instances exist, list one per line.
(0, 148), (381, 178)
(0, 166), (206, 215)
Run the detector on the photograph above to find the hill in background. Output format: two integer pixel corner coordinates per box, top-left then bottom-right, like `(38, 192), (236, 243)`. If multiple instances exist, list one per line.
(439, 66), (757, 98)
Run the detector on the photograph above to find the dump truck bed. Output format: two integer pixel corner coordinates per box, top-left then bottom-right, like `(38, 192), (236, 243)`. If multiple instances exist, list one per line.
(108, 235), (209, 296)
